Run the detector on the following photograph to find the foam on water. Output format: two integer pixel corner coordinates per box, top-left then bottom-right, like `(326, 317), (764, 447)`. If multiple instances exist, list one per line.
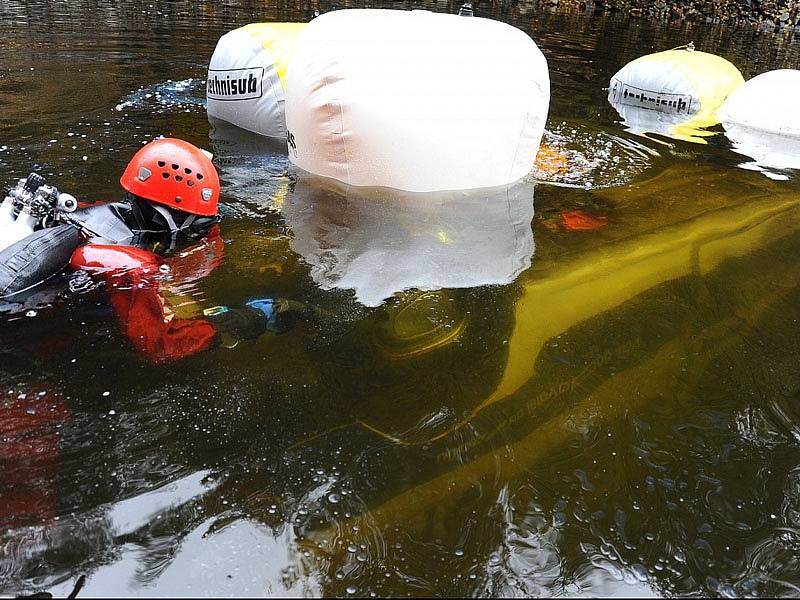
(114, 79), (206, 114)
(533, 121), (659, 189)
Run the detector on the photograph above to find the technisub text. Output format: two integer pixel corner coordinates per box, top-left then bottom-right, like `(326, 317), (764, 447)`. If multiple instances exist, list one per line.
(610, 80), (693, 115)
(207, 67), (263, 101)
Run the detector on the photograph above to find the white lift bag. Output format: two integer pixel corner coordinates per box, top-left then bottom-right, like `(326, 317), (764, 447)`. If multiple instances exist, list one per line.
(285, 9), (550, 192)
(207, 23), (305, 139)
(608, 46), (744, 143)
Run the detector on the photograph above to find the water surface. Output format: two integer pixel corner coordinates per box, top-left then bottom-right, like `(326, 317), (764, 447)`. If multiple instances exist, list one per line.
(2, 1), (800, 597)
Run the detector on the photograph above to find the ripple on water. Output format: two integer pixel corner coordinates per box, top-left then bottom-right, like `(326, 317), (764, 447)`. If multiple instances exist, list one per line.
(114, 79), (206, 114)
(533, 121), (659, 189)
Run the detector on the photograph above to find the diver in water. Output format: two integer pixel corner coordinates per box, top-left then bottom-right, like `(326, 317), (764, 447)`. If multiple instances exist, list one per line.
(2, 138), (302, 363)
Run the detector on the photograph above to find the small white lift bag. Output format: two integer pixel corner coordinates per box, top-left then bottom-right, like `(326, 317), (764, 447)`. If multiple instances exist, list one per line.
(285, 9), (550, 192)
(207, 23), (305, 139)
(608, 47), (744, 143)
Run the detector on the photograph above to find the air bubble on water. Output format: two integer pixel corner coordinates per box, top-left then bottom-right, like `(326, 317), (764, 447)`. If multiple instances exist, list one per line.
(327, 493), (341, 504)
(347, 544), (358, 553)
(631, 564), (648, 582)
(25, 310), (37, 317)
(346, 586), (357, 595)
(108, 410), (116, 415)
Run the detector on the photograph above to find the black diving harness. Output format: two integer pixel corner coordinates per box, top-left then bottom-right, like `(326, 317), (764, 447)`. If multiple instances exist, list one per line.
(64, 195), (209, 252)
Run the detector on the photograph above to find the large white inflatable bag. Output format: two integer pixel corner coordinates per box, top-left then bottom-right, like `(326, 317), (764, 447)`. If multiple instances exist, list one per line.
(282, 178), (535, 307)
(608, 47), (744, 143)
(285, 9), (550, 192)
(719, 70), (800, 173)
(207, 23), (305, 139)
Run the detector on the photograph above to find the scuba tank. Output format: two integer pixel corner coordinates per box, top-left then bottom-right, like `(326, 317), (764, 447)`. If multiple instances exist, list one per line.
(0, 173), (41, 239)
(4, 204), (38, 248)
(0, 191), (17, 227)
(0, 173), (78, 253)
(0, 172), (81, 303)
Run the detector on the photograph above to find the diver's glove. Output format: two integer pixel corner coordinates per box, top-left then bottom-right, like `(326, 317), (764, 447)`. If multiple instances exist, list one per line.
(246, 297), (305, 334)
(203, 297), (304, 346)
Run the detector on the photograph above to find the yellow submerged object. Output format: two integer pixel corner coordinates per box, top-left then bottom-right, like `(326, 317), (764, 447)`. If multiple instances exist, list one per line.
(301, 163), (800, 543)
(608, 45), (744, 143)
(345, 163), (798, 445)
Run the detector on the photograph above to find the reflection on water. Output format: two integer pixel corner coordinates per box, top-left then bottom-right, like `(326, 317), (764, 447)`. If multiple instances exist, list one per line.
(608, 99), (719, 144)
(283, 178), (534, 307)
(3, 0), (800, 597)
(722, 123), (800, 180)
(207, 117), (291, 218)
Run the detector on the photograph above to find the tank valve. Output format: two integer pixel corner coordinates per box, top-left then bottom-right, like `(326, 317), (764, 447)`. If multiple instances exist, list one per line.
(56, 193), (78, 213)
(23, 172), (45, 193)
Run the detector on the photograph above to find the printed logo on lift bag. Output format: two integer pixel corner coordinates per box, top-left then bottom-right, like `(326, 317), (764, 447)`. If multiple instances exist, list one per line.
(207, 67), (264, 101)
(609, 79), (694, 115)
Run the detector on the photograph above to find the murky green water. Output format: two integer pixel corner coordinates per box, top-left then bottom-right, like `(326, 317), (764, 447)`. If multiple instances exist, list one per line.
(3, 1), (800, 597)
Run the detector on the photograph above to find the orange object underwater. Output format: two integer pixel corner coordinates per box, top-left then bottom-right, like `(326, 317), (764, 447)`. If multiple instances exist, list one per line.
(560, 210), (609, 231)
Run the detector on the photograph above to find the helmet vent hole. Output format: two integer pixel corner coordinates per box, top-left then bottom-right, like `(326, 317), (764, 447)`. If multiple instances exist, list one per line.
(162, 172), (170, 179)
(157, 161), (166, 167)
(175, 175), (183, 182)
(187, 180), (194, 187)
(171, 164), (179, 170)
(197, 173), (204, 180)
(184, 168), (192, 174)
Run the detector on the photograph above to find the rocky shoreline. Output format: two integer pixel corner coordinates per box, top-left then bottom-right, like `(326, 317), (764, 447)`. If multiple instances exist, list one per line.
(568, 0), (799, 31)
(495, 0), (800, 31)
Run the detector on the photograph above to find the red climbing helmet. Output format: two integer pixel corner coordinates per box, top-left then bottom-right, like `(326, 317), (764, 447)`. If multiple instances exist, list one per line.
(120, 138), (220, 217)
